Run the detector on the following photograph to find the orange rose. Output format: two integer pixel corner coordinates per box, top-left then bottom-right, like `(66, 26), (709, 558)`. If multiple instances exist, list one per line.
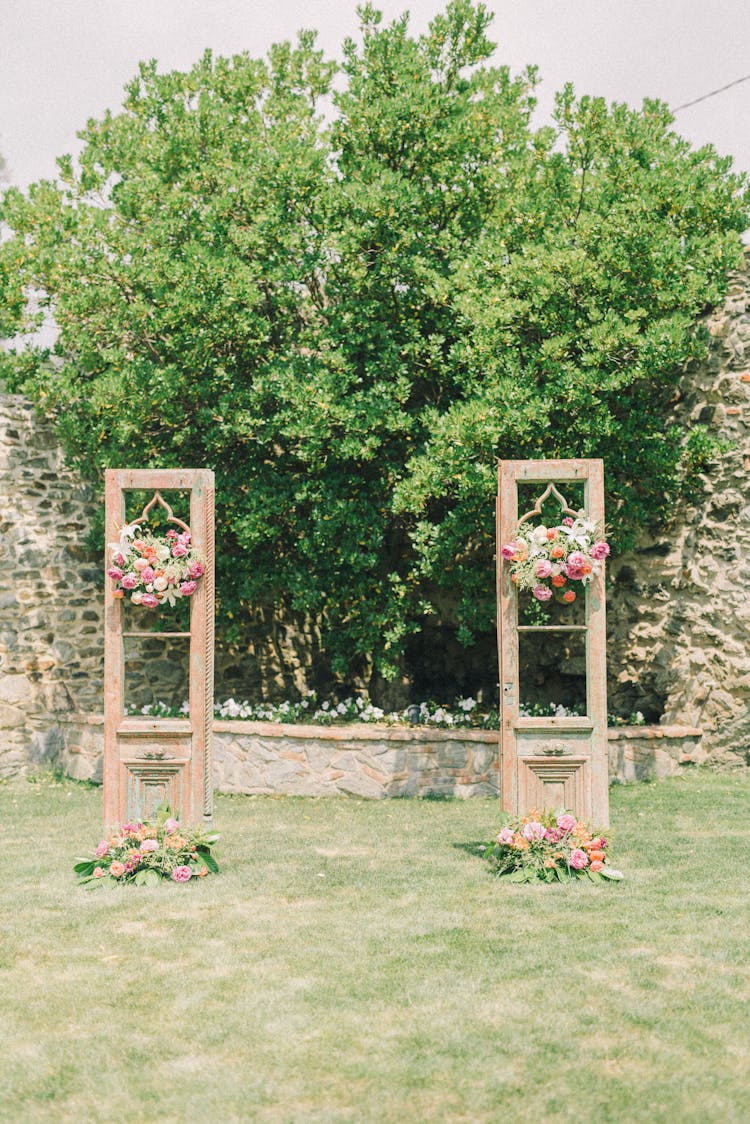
(551, 574), (567, 588)
(110, 861), (126, 877)
(112, 589), (124, 599)
(589, 849), (605, 862)
(562, 590), (576, 603)
(546, 529), (559, 540)
(590, 860), (604, 872)
(551, 546), (565, 559)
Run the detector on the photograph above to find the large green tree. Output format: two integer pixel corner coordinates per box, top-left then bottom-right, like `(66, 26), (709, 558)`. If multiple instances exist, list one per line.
(1, 2), (747, 690)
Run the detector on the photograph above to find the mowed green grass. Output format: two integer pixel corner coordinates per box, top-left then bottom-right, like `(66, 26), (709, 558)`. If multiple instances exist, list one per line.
(1, 769), (749, 1124)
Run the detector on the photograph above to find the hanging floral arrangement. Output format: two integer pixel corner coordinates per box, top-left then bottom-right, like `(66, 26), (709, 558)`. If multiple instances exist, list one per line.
(501, 515), (609, 604)
(107, 522), (205, 608)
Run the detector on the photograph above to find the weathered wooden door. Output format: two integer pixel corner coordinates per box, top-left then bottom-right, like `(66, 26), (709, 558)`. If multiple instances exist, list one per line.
(497, 460), (609, 825)
(103, 469), (214, 829)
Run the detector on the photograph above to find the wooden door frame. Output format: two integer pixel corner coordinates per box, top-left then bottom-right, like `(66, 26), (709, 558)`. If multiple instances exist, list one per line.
(103, 469), (215, 829)
(496, 459), (609, 824)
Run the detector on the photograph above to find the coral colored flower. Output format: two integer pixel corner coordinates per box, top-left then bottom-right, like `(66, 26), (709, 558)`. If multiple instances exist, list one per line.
(188, 562), (205, 579)
(95, 840), (110, 858)
(569, 848), (589, 870)
(179, 580), (197, 596)
(562, 590), (577, 603)
(532, 585), (553, 602)
(591, 541), (610, 560)
(132, 539), (146, 552)
(565, 565), (585, 581)
(196, 866), (208, 877)
(109, 861), (126, 877)
(93, 867), (105, 878)
(550, 546), (565, 559)
(535, 559), (553, 579)
(590, 860), (604, 872)
(546, 529), (559, 540)
(112, 590), (124, 599)
(171, 866), (193, 882)
(557, 813), (577, 832)
(551, 574), (567, 587)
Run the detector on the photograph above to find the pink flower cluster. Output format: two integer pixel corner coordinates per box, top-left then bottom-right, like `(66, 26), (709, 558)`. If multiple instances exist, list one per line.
(108, 523), (206, 610)
(501, 515), (610, 605)
(490, 808), (616, 882)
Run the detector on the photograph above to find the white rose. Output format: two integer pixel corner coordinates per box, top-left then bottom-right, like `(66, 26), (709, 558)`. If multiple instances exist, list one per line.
(157, 545), (171, 561)
(531, 525), (549, 545)
(131, 591), (143, 604)
(153, 575), (168, 591)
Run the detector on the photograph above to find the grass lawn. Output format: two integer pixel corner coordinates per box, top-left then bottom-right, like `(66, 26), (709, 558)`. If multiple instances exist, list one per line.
(1, 769), (749, 1123)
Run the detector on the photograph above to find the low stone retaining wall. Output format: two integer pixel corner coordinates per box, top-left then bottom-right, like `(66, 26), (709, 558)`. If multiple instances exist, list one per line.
(40, 716), (707, 796)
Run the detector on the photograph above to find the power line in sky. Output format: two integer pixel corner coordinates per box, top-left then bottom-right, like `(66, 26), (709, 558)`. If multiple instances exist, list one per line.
(672, 71), (750, 113)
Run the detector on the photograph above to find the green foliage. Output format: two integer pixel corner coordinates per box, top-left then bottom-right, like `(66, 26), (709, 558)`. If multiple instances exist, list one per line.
(1, 2), (747, 681)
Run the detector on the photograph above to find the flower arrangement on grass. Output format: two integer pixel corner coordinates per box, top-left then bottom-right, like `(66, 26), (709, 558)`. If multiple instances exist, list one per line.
(107, 523), (205, 608)
(501, 515), (609, 603)
(483, 809), (624, 884)
(74, 804), (219, 887)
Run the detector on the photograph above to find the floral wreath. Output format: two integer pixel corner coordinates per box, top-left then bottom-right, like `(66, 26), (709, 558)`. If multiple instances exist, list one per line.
(108, 522), (206, 608)
(501, 512), (609, 604)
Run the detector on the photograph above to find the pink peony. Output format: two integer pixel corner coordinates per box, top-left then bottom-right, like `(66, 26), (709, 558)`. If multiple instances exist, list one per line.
(140, 839), (159, 852)
(95, 840), (110, 858)
(532, 585), (552, 602)
(556, 813), (577, 832)
(179, 580), (197, 597)
(171, 866), (193, 882)
(178, 531), (191, 545)
(535, 559), (553, 579)
(544, 827), (562, 844)
(591, 541), (610, 560)
(565, 565), (585, 581)
(107, 567), (123, 581)
(569, 848), (589, 870)
(561, 517), (574, 527)
(133, 557), (150, 572)
(113, 553), (126, 567)
(121, 573), (138, 590)
(172, 543), (188, 558)
(497, 827), (514, 845)
(164, 818), (180, 835)
(140, 593), (159, 608)
(166, 529), (179, 540)
(141, 567), (156, 583)
(501, 542), (520, 560)
(567, 551), (587, 568)
(188, 562), (205, 579)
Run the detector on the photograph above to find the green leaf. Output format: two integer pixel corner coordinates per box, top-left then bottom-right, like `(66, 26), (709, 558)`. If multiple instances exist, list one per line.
(599, 867), (625, 881)
(196, 848), (219, 873)
(74, 860), (97, 876)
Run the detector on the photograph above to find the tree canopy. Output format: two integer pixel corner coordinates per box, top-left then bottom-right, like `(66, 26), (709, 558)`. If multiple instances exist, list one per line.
(1, 1), (748, 689)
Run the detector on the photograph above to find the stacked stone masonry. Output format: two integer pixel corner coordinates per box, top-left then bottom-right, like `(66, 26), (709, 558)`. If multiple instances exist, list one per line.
(3, 248), (750, 778)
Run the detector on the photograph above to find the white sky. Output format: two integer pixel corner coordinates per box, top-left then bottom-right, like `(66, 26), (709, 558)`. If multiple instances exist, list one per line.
(1, 0), (749, 188)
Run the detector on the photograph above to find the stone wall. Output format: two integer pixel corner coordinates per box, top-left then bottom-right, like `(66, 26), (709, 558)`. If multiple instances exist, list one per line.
(606, 246), (750, 766)
(52, 716), (705, 796)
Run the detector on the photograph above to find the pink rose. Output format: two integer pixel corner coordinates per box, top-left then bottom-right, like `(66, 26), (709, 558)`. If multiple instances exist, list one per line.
(140, 593), (159, 608)
(93, 867), (105, 878)
(166, 529), (179, 540)
(172, 543), (188, 558)
(179, 580), (197, 597)
(188, 562), (205, 579)
(591, 541), (610, 560)
(569, 848), (589, 870)
(164, 818), (180, 835)
(107, 567), (123, 581)
(522, 821), (545, 842)
(113, 554), (125, 567)
(178, 531), (191, 545)
(171, 866), (193, 882)
(532, 585), (552, 602)
(535, 559), (553, 579)
(497, 827), (514, 845)
(141, 567), (156, 583)
(501, 542), (520, 560)
(95, 840), (109, 858)
(556, 813), (577, 833)
(133, 557), (150, 572)
(140, 839), (159, 852)
(567, 551), (587, 568)
(562, 517), (574, 527)
(565, 565), (585, 581)
(121, 573), (138, 590)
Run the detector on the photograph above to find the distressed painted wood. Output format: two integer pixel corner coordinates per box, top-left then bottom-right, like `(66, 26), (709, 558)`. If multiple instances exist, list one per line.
(103, 469), (215, 829)
(497, 459), (609, 825)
